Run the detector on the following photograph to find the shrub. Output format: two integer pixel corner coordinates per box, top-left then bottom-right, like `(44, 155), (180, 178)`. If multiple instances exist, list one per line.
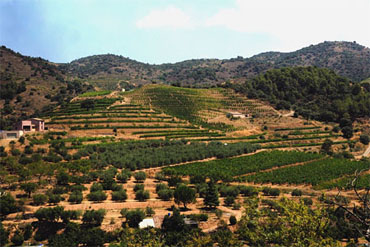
(360, 134), (370, 145)
(22, 224), (32, 240)
(135, 190), (150, 202)
(239, 186), (258, 197)
(219, 186), (240, 198)
(215, 209), (223, 219)
(229, 215), (237, 225)
(34, 206), (64, 222)
(291, 189), (303, 197)
(133, 184), (144, 192)
(167, 176), (183, 187)
(155, 172), (165, 181)
(61, 210), (80, 223)
(11, 149), (21, 156)
(157, 189), (174, 201)
(116, 170), (131, 183)
(145, 207), (155, 216)
(125, 209), (145, 228)
(189, 213), (208, 222)
(33, 194), (48, 206)
(0, 193), (18, 217)
(111, 190), (127, 202)
(190, 175), (206, 184)
(82, 209), (106, 226)
(70, 184), (87, 192)
(90, 183), (103, 192)
(48, 194), (62, 204)
(155, 183), (168, 193)
(174, 184), (196, 209)
(120, 208), (129, 218)
(134, 171), (146, 183)
(262, 187), (280, 197)
(224, 196), (235, 206)
(111, 183), (123, 192)
(87, 191), (107, 202)
(68, 191), (83, 204)
(11, 230), (24, 246)
(302, 197), (313, 206)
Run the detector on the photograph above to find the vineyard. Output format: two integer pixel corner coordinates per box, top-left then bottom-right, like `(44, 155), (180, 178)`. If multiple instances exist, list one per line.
(245, 158), (370, 185)
(163, 150), (324, 180)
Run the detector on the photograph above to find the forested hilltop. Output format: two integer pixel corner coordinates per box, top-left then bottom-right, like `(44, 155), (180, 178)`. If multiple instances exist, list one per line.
(230, 66), (370, 123)
(59, 41), (370, 87)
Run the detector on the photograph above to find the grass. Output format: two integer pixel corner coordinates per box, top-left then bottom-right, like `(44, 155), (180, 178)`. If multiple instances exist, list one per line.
(79, 90), (112, 97)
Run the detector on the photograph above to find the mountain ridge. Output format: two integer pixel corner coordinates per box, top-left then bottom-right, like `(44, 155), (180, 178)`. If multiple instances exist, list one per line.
(57, 41), (370, 85)
(1, 41), (370, 128)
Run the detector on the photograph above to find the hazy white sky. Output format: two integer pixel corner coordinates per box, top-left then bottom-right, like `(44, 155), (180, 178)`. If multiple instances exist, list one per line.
(1, 0), (369, 63)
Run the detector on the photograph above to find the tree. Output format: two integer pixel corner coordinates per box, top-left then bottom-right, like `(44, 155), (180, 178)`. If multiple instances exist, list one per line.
(224, 196), (235, 206)
(229, 215), (237, 225)
(90, 182), (103, 192)
(162, 208), (186, 232)
(125, 209), (145, 228)
(135, 190), (150, 202)
(33, 194), (48, 205)
(20, 182), (38, 198)
(18, 136), (25, 144)
(80, 227), (107, 247)
(158, 189), (174, 201)
(342, 126), (353, 139)
(82, 209), (106, 226)
(321, 138), (333, 155)
(204, 181), (219, 208)
(68, 191), (83, 204)
(11, 230), (24, 246)
(329, 170), (370, 242)
(291, 189), (302, 197)
(34, 206), (64, 222)
(80, 99), (95, 110)
(237, 198), (338, 246)
(0, 222), (9, 245)
(145, 207), (155, 216)
(87, 191), (107, 202)
(134, 171), (147, 183)
(359, 134), (370, 145)
(0, 192), (18, 218)
(116, 169), (131, 183)
(111, 190), (127, 202)
(174, 184), (196, 209)
(48, 194), (62, 204)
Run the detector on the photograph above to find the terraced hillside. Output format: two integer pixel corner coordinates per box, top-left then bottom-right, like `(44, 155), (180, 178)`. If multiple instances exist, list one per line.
(36, 85), (358, 154)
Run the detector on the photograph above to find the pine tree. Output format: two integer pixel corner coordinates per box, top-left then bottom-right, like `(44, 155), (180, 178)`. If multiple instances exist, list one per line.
(204, 181), (219, 209)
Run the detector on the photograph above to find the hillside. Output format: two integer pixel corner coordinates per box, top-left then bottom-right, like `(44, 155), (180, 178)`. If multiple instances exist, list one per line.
(230, 66), (370, 123)
(0, 46), (92, 129)
(59, 41), (370, 87)
(2, 41), (370, 129)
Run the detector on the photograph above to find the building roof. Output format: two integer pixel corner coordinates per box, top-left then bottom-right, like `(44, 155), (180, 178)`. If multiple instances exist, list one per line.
(139, 218), (155, 229)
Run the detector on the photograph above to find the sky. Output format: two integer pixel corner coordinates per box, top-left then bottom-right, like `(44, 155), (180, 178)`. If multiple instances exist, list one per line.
(1, 0), (369, 64)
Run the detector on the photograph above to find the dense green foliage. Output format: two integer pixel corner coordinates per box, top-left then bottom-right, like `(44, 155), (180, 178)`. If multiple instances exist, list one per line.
(246, 158), (370, 185)
(316, 174), (370, 190)
(136, 85), (235, 131)
(79, 90), (111, 97)
(165, 150), (323, 181)
(231, 67), (370, 123)
(75, 139), (259, 170)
